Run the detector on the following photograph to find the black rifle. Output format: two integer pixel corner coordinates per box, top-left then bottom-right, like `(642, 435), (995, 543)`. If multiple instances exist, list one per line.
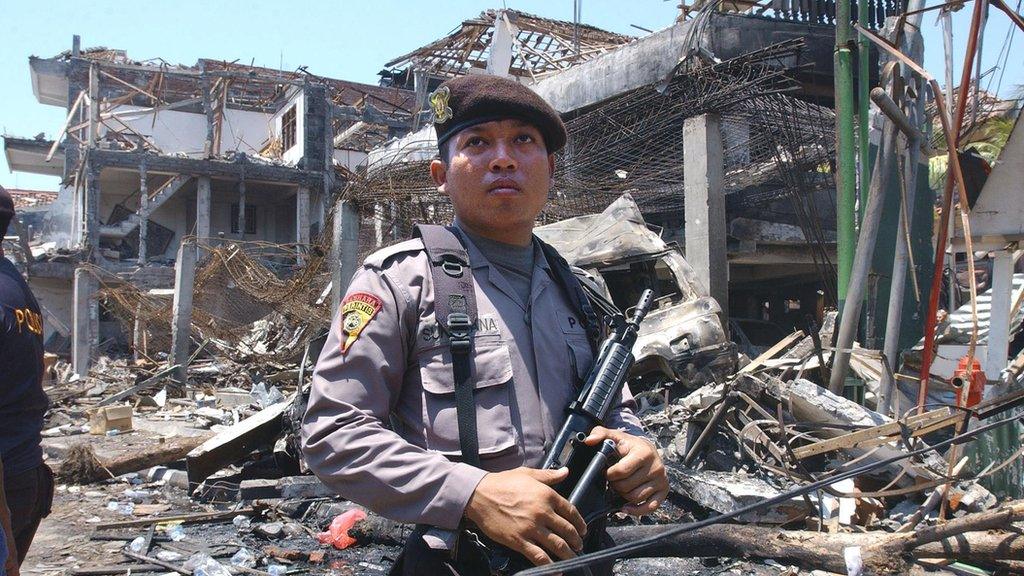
(482, 289), (655, 575)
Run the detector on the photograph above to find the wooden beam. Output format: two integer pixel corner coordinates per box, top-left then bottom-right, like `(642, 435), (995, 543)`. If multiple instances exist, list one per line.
(47, 90), (86, 162)
(185, 397), (291, 488)
(737, 330), (805, 375)
(98, 69), (163, 103)
(100, 97), (202, 121)
(791, 406), (963, 460)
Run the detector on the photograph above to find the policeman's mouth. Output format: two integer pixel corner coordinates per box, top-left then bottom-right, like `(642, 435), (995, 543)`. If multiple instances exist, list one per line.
(486, 179), (522, 196)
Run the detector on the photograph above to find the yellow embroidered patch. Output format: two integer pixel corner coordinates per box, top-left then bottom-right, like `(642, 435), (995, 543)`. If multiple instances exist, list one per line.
(429, 86), (453, 124)
(339, 292), (383, 353)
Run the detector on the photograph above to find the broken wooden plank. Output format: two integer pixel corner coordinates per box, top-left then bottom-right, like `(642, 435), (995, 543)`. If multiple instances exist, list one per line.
(96, 507), (255, 530)
(737, 330), (805, 375)
(58, 435), (209, 484)
(792, 406), (962, 460)
(96, 364), (179, 407)
(72, 564), (164, 575)
(185, 395), (293, 488)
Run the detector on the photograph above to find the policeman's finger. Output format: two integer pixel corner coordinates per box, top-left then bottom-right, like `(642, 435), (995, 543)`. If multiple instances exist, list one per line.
(538, 527), (578, 561)
(550, 494), (588, 538)
(622, 499), (660, 516)
(520, 540), (554, 567)
(583, 425), (620, 445)
(623, 483), (657, 505)
(623, 486), (669, 516)
(545, 511), (584, 552)
(605, 450), (647, 481)
(525, 466), (570, 486)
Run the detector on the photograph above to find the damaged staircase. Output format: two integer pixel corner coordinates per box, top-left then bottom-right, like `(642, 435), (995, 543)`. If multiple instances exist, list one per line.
(100, 174), (192, 238)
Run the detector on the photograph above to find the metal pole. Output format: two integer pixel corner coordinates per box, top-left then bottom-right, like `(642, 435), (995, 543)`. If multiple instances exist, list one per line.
(857, 0), (871, 227)
(836, 0), (858, 311)
(916, 0), (988, 412)
(879, 0), (927, 416)
(829, 115), (899, 395)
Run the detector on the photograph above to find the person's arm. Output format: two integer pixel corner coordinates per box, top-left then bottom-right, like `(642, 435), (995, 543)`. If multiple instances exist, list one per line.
(301, 264), (487, 529)
(0, 460), (21, 576)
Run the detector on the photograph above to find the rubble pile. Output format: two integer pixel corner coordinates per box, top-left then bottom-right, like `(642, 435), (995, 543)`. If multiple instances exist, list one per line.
(34, 308), (1024, 576)
(626, 317), (1024, 575)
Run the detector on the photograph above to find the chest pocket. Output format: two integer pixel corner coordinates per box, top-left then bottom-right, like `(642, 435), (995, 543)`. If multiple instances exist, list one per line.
(418, 339), (517, 458)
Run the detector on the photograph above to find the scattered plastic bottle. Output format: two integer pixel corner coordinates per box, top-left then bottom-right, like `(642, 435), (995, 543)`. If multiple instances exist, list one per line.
(128, 536), (146, 553)
(157, 550), (183, 562)
(229, 548), (256, 568)
(266, 564), (287, 576)
(184, 553), (231, 576)
(167, 525), (186, 542)
(124, 489), (155, 502)
(251, 383), (285, 408)
(232, 515), (251, 530)
(106, 501), (135, 515)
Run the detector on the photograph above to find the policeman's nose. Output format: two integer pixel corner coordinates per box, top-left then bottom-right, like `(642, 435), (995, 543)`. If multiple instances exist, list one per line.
(488, 142), (517, 172)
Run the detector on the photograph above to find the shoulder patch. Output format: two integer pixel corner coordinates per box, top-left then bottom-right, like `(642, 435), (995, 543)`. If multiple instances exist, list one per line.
(363, 238), (426, 269)
(340, 292), (383, 353)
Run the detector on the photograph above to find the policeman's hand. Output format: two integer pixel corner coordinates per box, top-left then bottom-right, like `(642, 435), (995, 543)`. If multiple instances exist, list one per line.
(585, 426), (669, 516)
(464, 466), (587, 566)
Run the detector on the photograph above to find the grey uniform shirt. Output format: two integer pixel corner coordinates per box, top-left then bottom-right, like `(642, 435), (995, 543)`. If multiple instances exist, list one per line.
(301, 227), (644, 530)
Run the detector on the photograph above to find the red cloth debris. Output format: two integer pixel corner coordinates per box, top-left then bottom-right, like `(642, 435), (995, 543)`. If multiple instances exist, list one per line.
(316, 509), (367, 550)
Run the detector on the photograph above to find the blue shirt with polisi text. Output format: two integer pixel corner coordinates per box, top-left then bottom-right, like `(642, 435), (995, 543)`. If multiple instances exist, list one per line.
(0, 257), (48, 476)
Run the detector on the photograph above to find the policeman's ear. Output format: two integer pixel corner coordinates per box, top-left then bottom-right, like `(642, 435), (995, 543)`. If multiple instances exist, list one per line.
(547, 153), (556, 182)
(430, 158), (448, 195)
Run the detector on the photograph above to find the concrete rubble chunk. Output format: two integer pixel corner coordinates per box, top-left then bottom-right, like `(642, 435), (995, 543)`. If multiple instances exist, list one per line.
(670, 468), (812, 524)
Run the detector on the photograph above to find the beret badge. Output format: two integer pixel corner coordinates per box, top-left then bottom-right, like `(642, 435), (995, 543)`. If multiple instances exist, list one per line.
(429, 86), (453, 124)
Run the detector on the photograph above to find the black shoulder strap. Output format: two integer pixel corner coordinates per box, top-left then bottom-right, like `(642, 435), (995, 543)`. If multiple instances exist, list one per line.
(413, 224), (481, 468)
(536, 238), (603, 352)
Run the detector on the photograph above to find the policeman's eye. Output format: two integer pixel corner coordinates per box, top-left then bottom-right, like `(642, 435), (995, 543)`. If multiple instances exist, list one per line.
(464, 136), (486, 148)
(514, 133), (535, 144)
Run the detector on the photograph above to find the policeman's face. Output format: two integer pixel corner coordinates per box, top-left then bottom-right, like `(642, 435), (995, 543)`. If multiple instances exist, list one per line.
(430, 119), (555, 245)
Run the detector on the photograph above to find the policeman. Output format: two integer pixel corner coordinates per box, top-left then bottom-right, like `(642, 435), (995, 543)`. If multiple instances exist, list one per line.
(302, 75), (668, 574)
(0, 185), (52, 575)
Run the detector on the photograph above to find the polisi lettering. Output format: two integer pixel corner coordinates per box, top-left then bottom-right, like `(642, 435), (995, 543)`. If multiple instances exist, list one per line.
(14, 307), (43, 335)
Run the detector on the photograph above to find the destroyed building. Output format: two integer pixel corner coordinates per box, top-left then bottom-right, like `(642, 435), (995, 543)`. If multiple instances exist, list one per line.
(3, 41), (418, 375)
(2, 2), (1024, 576)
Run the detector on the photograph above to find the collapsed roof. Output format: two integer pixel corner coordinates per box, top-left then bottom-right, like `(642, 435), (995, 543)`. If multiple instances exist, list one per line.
(382, 9), (634, 83)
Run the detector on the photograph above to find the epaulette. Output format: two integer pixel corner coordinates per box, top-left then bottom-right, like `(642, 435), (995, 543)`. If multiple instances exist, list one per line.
(362, 238), (426, 270)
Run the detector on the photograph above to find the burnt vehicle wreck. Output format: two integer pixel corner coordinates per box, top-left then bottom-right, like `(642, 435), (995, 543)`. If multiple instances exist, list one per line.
(536, 193), (738, 397)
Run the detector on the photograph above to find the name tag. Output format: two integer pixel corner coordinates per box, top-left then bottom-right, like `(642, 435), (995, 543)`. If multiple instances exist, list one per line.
(420, 314), (503, 343)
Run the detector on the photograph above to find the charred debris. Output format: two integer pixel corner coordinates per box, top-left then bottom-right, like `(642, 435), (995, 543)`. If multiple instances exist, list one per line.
(3, 3), (1024, 576)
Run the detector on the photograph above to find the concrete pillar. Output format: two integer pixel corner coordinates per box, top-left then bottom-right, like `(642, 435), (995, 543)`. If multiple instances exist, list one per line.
(390, 202), (400, 241)
(237, 179), (247, 240)
(72, 267), (96, 378)
(132, 301), (146, 362)
(196, 176), (211, 254)
(170, 237), (197, 385)
(200, 62), (215, 158)
(87, 62), (99, 147)
(373, 203), (384, 248)
(683, 113), (729, 321)
(985, 248), (1014, 380)
(331, 199), (361, 317)
(83, 165), (100, 258)
(138, 160), (149, 264)
(296, 185), (310, 265)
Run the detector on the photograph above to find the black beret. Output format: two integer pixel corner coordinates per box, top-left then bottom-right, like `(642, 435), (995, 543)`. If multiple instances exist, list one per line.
(430, 75), (567, 154)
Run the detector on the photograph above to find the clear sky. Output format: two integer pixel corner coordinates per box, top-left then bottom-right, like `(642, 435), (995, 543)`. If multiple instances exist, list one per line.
(1, 0), (1020, 192)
